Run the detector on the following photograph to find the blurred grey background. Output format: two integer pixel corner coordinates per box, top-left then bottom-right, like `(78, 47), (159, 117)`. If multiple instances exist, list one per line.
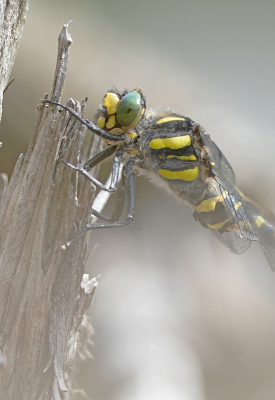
(1, 1), (275, 399)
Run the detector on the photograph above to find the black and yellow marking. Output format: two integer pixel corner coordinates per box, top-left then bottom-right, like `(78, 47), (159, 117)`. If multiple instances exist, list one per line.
(149, 135), (191, 150)
(158, 166), (199, 181)
(156, 116), (185, 124)
(166, 155), (197, 161)
(193, 195), (223, 213)
(208, 218), (231, 230)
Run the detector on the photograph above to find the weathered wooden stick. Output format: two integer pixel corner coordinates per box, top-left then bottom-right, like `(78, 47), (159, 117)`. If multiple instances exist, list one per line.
(0, 22), (100, 400)
(0, 0), (29, 120)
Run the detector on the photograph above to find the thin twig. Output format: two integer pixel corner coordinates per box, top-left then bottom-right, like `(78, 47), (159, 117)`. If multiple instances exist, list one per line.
(3, 77), (15, 95)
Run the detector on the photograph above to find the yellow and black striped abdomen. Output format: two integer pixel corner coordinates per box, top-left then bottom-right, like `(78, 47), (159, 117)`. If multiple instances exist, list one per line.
(191, 179), (236, 233)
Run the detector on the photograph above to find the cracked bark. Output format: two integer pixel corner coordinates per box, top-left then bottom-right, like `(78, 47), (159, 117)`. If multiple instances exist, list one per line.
(0, 23), (100, 399)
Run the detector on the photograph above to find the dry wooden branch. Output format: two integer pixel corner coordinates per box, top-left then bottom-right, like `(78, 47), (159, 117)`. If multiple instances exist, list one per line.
(0, 23), (101, 399)
(0, 0), (29, 120)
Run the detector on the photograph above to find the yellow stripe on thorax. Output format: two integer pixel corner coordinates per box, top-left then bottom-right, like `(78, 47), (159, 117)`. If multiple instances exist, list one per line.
(158, 166), (199, 181)
(149, 135), (191, 150)
(208, 218), (230, 230)
(156, 117), (185, 124)
(193, 196), (222, 213)
(167, 154), (197, 161)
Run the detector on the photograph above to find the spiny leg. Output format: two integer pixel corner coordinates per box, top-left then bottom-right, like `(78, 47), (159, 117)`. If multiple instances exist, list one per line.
(62, 147), (124, 193)
(42, 99), (125, 142)
(63, 159), (136, 248)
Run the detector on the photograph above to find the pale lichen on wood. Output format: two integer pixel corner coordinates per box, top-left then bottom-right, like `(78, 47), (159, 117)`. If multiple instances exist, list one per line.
(0, 0), (29, 120)
(0, 23), (100, 400)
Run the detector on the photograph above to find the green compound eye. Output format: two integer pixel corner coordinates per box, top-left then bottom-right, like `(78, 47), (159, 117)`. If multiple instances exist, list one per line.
(116, 92), (143, 128)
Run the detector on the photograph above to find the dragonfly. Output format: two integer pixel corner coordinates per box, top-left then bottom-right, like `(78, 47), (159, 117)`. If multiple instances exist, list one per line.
(44, 88), (275, 270)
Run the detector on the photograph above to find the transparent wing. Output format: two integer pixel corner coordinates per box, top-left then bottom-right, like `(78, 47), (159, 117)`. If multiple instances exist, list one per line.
(199, 128), (236, 185)
(218, 182), (258, 241)
(242, 197), (275, 271)
(212, 230), (251, 255)
(199, 128), (258, 240)
(199, 126), (275, 270)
